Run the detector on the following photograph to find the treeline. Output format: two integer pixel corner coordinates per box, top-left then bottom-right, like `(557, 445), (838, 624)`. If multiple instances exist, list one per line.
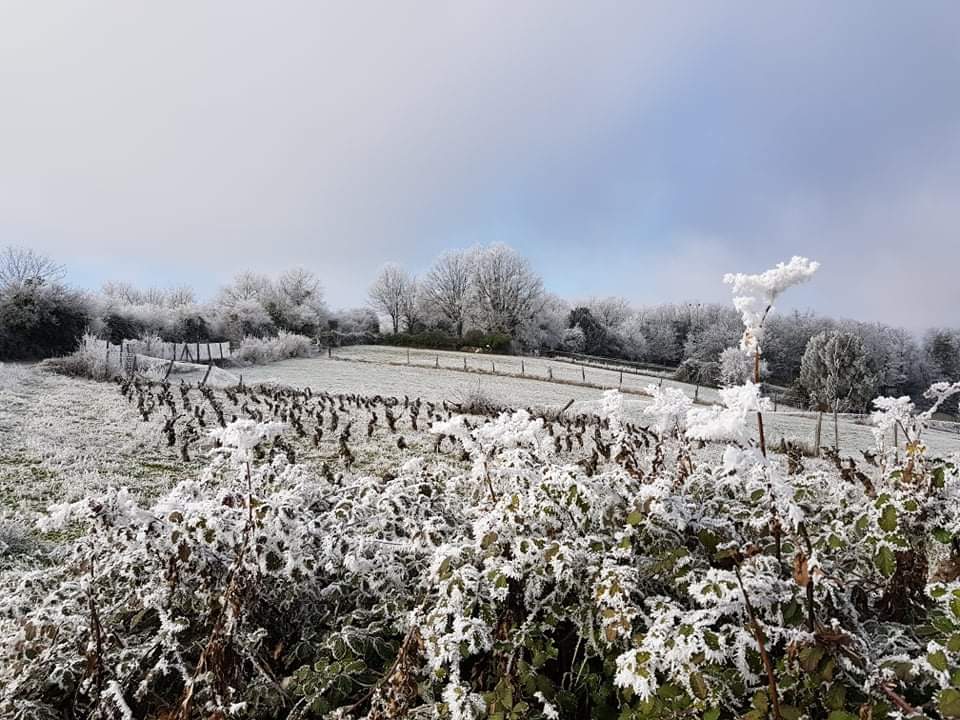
(369, 243), (956, 408)
(2, 244), (958, 411)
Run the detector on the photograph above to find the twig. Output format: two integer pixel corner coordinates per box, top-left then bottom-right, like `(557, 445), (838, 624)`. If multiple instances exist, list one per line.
(734, 565), (782, 720)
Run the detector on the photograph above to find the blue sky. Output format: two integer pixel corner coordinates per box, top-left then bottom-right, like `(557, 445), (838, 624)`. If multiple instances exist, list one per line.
(1, 2), (958, 328)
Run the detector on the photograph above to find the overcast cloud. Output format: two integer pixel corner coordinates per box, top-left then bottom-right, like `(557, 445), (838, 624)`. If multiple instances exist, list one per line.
(1, 1), (958, 328)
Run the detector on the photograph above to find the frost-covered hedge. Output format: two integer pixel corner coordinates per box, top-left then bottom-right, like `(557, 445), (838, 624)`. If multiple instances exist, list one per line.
(2, 381), (960, 719)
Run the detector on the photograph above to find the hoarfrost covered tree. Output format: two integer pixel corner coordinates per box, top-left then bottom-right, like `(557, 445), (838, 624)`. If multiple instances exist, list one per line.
(368, 263), (415, 334)
(102, 282), (196, 309)
(642, 321), (680, 365)
(617, 313), (648, 360)
(0, 246), (65, 290)
(215, 271), (276, 339)
(399, 277), (423, 332)
(517, 292), (568, 351)
(331, 307), (381, 335)
(800, 330), (877, 451)
(568, 306), (621, 356)
(924, 329), (960, 383)
(422, 249), (475, 337)
(585, 296), (632, 330)
(561, 326), (586, 353)
(472, 243), (545, 338)
(719, 346), (751, 387)
(166, 285), (196, 308)
(271, 267), (328, 335)
(217, 271), (274, 306)
(683, 319), (743, 363)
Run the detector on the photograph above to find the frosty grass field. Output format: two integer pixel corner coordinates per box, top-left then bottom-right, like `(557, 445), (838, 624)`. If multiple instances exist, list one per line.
(5, 341), (955, 518)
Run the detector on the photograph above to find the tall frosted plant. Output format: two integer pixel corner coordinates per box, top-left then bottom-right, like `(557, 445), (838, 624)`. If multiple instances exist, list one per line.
(723, 257), (819, 455)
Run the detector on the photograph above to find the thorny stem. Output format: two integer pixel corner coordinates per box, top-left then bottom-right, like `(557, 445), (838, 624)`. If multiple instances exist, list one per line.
(878, 684), (925, 718)
(482, 456), (499, 503)
(88, 557), (105, 714)
(734, 565), (783, 720)
(797, 523), (817, 633)
(755, 345), (767, 458)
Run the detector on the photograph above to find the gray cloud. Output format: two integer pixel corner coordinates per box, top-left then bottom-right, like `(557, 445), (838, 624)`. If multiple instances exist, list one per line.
(1, 1), (958, 328)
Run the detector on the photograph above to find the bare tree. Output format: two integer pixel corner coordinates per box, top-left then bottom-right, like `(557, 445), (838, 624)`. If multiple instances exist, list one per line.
(166, 285), (196, 308)
(471, 243), (545, 336)
(0, 246), (64, 290)
(368, 264), (415, 334)
(277, 267), (323, 308)
(400, 278), (424, 332)
(101, 281), (144, 305)
(585, 296), (632, 330)
(422, 250), (474, 336)
(141, 287), (169, 306)
(216, 271), (274, 307)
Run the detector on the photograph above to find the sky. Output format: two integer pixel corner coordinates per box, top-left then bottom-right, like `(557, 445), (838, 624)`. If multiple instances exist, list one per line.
(1, 2), (959, 329)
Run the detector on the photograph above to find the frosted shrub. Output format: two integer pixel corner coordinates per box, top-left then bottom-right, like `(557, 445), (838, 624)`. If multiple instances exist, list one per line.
(40, 332), (116, 381)
(233, 331), (314, 365)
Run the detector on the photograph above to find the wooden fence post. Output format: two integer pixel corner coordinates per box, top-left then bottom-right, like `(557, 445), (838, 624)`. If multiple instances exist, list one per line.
(581, 366), (585, 382)
(463, 357), (467, 371)
(548, 366), (553, 381)
(435, 355), (439, 369)
(521, 359), (525, 376)
(619, 370), (623, 389)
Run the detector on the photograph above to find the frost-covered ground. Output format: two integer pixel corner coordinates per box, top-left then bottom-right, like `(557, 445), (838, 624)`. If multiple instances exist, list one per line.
(0, 363), (443, 514)
(228, 350), (960, 458)
(0, 363), (186, 514)
(3, 356), (959, 522)
(333, 344), (723, 403)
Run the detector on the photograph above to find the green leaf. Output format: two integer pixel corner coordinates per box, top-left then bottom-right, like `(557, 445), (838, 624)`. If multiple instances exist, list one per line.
(876, 546), (896, 577)
(948, 633), (960, 653)
(928, 650), (949, 672)
(751, 690), (769, 712)
(825, 683), (846, 710)
(878, 505), (898, 533)
(933, 527), (954, 544)
(781, 706), (802, 720)
(940, 688), (960, 718)
(933, 465), (947, 488)
(827, 712), (857, 720)
(703, 709), (721, 720)
(799, 645), (824, 673)
(626, 510), (643, 526)
(689, 672), (708, 700)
